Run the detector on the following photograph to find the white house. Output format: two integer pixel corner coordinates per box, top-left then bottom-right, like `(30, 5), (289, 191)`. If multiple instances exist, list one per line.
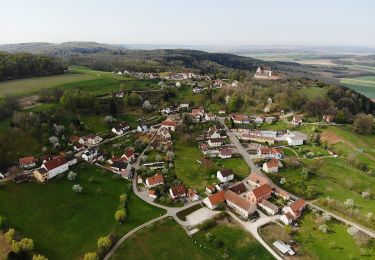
(85, 135), (103, 145)
(217, 169), (234, 182)
(82, 148), (99, 162)
(145, 174), (164, 188)
(160, 120), (177, 132)
(219, 148), (232, 159)
(41, 156), (69, 179)
(259, 200), (279, 215)
(111, 122), (129, 135)
(208, 138), (224, 147)
(263, 158), (282, 173)
(286, 136), (303, 146)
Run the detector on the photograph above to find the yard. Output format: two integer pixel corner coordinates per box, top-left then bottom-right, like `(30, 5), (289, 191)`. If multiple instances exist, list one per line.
(0, 163), (165, 260)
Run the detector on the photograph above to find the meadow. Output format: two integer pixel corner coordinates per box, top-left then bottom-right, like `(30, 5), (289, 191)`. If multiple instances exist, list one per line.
(0, 163), (165, 260)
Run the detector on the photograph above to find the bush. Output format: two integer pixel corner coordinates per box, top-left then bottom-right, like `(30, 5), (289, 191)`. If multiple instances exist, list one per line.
(67, 171), (77, 181)
(5, 228), (15, 243)
(83, 252), (99, 260)
(115, 209), (126, 223)
(97, 236), (112, 253)
(213, 238), (224, 249)
(72, 184), (83, 193)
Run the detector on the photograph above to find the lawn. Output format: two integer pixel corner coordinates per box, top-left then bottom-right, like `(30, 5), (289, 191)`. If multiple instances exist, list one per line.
(213, 158), (250, 179)
(193, 220), (274, 259)
(0, 163), (165, 260)
(112, 218), (212, 260)
(0, 73), (97, 97)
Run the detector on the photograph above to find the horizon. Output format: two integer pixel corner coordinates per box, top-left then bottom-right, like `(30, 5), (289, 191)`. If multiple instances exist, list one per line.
(1, 0), (375, 48)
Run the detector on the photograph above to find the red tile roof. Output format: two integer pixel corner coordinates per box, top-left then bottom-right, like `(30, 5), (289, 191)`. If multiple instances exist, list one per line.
(220, 148), (232, 156)
(248, 172), (270, 186)
(289, 198), (306, 214)
(207, 190), (226, 206)
(229, 183), (247, 194)
(161, 120), (177, 127)
(225, 190), (254, 211)
(170, 184), (187, 197)
(124, 148), (134, 158)
(219, 169), (234, 177)
(43, 156), (67, 171)
(251, 184), (272, 199)
(19, 156), (37, 165)
(146, 174), (164, 186)
(266, 158), (279, 168)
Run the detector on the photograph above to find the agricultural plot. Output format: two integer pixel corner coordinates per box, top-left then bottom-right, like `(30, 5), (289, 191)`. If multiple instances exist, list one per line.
(340, 76), (375, 98)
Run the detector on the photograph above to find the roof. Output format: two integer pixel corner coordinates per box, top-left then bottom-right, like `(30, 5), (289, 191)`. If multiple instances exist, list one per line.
(187, 189), (198, 198)
(251, 184), (272, 198)
(69, 135), (81, 144)
(229, 183), (247, 194)
(148, 190), (157, 196)
(112, 161), (128, 169)
(248, 172), (270, 186)
(43, 156), (67, 171)
(225, 190), (254, 212)
(35, 168), (48, 174)
(265, 158), (279, 168)
(19, 156), (37, 165)
(220, 148), (232, 156)
(207, 190), (226, 206)
(124, 148), (134, 158)
(206, 185), (216, 191)
(260, 199), (279, 212)
(293, 115), (303, 121)
(146, 174), (164, 186)
(218, 169), (234, 177)
(232, 114), (248, 121)
(161, 120), (177, 127)
(259, 148), (281, 155)
(191, 108), (204, 116)
(170, 184), (187, 197)
(289, 198), (306, 213)
(209, 138), (225, 143)
(274, 187), (289, 198)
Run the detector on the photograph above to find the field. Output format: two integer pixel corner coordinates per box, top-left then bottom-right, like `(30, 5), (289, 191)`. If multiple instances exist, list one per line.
(0, 73), (97, 97)
(0, 163), (165, 260)
(340, 76), (375, 98)
(260, 212), (375, 259)
(112, 217), (273, 260)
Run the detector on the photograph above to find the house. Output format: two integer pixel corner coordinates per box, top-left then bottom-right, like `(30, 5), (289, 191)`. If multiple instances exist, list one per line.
(229, 182), (247, 195)
(280, 198), (307, 225)
(137, 124), (149, 133)
(122, 148), (135, 162)
(208, 138), (224, 147)
(323, 114), (334, 123)
(111, 122), (129, 135)
(231, 114), (249, 124)
(246, 184), (272, 204)
(203, 190), (226, 209)
(73, 143), (85, 152)
(254, 116), (264, 124)
(145, 173), (164, 188)
(265, 116), (276, 123)
(273, 187), (290, 200)
(225, 190), (256, 219)
(187, 189), (200, 201)
(85, 134), (103, 145)
(19, 156), (37, 168)
(241, 132), (275, 144)
(160, 119), (177, 132)
(263, 158), (282, 173)
(69, 135), (84, 145)
(82, 148), (99, 162)
(219, 148), (232, 159)
(148, 189), (158, 199)
(169, 184), (187, 199)
(217, 169), (234, 182)
(259, 200), (279, 215)
(292, 115), (303, 126)
(191, 107), (205, 122)
(205, 113), (216, 122)
(110, 161), (130, 172)
(34, 155), (69, 182)
(206, 185), (216, 194)
(247, 172), (270, 187)
(257, 148), (283, 159)
(219, 109), (226, 115)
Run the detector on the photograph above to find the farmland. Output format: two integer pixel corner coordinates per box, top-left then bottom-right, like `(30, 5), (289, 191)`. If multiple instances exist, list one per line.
(0, 163), (165, 260)
(340, 76), (375, 98)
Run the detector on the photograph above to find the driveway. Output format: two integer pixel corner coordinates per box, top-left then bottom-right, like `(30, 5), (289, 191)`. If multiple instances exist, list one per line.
(185, 207), (220, 227)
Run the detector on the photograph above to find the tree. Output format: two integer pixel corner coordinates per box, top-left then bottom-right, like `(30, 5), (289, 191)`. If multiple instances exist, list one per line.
(5, 229), (15, 243)
(166, 151), (175, 161)
(119, 193), (128, 205)
(127, 93), (142, 106)
(72, 184), (83, 193)
(353, 113), (373, 135)
(67, 171), (77, 181)
(33, 254), (48, 260)
(155, 154), (163, 161)
(142, 100), (152, 112)
(319, 224), (328, 234)
(18, 238), (34, 252)
(344, 198), (354, 208)
(83, 252), (99, 260)
(97, 236), (112, 253)
(115, 209), (126, 223)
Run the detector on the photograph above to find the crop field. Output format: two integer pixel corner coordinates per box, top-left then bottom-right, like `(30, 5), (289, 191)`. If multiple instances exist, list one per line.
(0, 163), (164, 259)
(340, 76), (375, 98)
(0, 73), (97, 97)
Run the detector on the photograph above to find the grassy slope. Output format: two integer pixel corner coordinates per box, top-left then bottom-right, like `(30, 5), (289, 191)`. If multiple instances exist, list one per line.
(0, 73), (96, 97)
(0, 163), (164, 260)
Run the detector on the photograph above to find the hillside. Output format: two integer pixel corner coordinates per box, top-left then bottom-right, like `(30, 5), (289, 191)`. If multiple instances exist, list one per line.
(0, 42), (349, 82)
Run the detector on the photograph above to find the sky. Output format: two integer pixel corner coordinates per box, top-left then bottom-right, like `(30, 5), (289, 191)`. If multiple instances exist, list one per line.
(1, 0), (375, 47)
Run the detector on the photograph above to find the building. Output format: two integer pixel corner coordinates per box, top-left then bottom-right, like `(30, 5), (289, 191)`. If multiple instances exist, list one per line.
(257, 148), (283, 160)
(203, 190), (226, 209)
(217, 169), (234, 182)
(82, 148), (100, 162)
(34, 155), (70, 182)
(229, 182), (247, 194)
(292, 115), (303, 126)
(259, 200), (279, 215)
(145, 174), (164, 188)
(19, 156), (37, 168)
(273, 187), (290, 200)
(110, 161), (131, 172)
(246, 184), (272, 204)
(280, 198), (307, 225)
(219, 148), (232, 159)
(169, 184), (187, 199)
(160, 128), (171, 140)
(206, 185), (216, 194)
(231, 114), (250, 124)
(148, 189), (158, 199)
(111, 122), (129, 135)
(323, 114), (334, 123)
(263, 158), (282, 173)
(122, 148), (135, 162)
(208, 138), (224, 147)
(247, 172), (270, 187)
(273, 241), (295, 256)
(160, 120), (177, 132)
(254, 66), (285, 80)
(187, 189), (200, 201)
(225, 190), (256, 219)
(73, 143), (85, 152)
(85, 134), (103, 145)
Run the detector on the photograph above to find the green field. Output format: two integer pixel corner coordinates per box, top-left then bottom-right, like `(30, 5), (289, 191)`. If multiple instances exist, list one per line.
(0, 163), (165, 259)
(260, 212), (374, 259)
(112, 218), (273, 260)
(340, 76), (375, 98)
(0, 73), (97, 97)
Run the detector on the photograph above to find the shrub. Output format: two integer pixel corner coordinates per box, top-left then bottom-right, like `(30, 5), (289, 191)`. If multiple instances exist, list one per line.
(97, 236), (112, 253)
(67, 171), (77, 181)
(72, 184), (83, 193)
(83, 252), (99, 260)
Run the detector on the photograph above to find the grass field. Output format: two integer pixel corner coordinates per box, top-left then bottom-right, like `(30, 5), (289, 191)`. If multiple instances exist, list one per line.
(260, 212), (374, 259)
(340, 76), (375, 98)
(112, 218), (273, 260)
(0, 163), (165, 260)
(0, 73), (97, 97)
(213, 158), (250, 179)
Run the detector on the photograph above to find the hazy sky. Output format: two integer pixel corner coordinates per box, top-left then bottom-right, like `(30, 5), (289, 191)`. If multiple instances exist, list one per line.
(1, 0), (374, 47)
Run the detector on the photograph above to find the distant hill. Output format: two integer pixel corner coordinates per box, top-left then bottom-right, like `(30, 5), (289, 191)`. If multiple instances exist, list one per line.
(0, 42), (350, 82)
